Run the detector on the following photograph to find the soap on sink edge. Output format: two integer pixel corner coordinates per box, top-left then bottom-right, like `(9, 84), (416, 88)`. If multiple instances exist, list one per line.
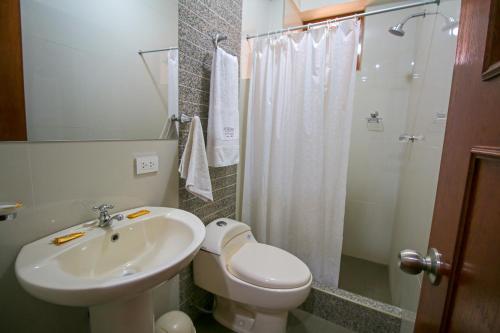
(52, 232), (85, 245)
(127, 209), (151, 219)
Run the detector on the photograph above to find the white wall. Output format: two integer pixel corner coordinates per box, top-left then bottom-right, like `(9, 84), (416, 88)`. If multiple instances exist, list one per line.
(342, 4), (422, 265)
(0, 140), (179, 332)
(388, 0), (460, 314)
(240, 0), (284, 79)
(21, 0), (178, 141)
(242, 0), (284, 35)
(284, 0), (303, 27)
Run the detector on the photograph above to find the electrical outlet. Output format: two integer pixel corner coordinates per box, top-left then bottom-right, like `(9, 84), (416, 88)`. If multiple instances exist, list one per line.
(135, 155), (159, 175)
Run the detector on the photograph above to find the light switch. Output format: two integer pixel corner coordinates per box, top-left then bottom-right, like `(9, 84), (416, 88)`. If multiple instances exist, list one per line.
(135, 155), (159, 175)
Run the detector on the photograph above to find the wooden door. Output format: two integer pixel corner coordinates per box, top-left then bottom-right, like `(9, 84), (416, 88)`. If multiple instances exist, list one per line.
(0, 0), (27, 140)
(415, 0), (500, 331)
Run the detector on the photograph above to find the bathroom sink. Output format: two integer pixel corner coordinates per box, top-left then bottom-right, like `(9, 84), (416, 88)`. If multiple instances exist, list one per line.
(15, 206), (205, 333)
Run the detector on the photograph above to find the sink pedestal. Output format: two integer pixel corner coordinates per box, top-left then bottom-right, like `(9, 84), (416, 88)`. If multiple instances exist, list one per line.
(90, 290), (154, 333)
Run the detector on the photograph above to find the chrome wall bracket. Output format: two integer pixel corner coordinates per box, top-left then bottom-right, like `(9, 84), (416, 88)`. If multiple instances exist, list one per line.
(0, 202), (21, 221)
(0, 212), (17, 221)
(367, 111), (383, 123)
(399, 134), (424, 143)
(171, 114), (192, 124)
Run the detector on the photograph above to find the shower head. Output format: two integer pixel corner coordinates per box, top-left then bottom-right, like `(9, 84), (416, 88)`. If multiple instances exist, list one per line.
(389, 23), (405, 36)
(388, 11), (426, 37)
(388, 11), (459, 37)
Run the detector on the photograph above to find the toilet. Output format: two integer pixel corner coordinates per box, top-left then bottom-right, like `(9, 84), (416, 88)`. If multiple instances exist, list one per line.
(193, 218), (312, 333)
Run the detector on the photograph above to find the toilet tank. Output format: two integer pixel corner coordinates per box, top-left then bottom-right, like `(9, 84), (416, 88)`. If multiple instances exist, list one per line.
(193, 218), (255, 293)
(200, 218), (252, 255)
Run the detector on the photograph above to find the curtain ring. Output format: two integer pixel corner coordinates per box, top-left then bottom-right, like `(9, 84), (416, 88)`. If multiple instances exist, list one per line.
(307, 23), (311, 31)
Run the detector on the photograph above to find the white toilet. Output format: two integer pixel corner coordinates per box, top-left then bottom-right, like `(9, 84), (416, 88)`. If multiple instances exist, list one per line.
(193, 218), (312, 333)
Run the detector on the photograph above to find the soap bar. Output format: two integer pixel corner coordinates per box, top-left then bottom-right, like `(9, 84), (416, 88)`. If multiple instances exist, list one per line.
(53, 232), (85, 245)
(126, 209), (151, 219)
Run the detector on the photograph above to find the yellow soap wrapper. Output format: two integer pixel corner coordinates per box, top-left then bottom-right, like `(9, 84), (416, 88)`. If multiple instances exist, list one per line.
(126, 209), (151, 219)
(53, 232), (85, 245)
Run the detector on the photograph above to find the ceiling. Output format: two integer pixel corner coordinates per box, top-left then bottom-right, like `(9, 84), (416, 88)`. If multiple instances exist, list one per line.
(292, 0), (405, 21)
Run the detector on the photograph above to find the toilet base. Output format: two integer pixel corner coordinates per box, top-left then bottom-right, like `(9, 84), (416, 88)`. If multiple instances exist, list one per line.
(213, 296), (288, 333)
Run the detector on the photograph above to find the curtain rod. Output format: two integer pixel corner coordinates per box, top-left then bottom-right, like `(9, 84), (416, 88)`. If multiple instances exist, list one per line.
(246, 0), (440, 40)
(138, 47), (178, 55)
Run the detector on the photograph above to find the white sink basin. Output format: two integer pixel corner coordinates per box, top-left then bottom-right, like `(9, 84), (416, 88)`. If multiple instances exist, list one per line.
(15, 206), (205, 333)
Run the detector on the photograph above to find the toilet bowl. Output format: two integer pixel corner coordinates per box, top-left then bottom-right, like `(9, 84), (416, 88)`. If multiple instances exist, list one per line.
(193, 218), (312, 333)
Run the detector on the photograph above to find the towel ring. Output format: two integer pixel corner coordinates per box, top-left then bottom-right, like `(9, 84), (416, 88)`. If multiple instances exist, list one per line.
(213, 33), (227, 48)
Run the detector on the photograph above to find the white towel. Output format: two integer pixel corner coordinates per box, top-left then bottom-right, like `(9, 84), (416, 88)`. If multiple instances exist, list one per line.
(179, 116), (213, 202)
(207, 47), (239, 167)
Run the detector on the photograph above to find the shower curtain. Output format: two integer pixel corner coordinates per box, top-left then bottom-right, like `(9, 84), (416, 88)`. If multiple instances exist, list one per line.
(242, 20), (359, 287)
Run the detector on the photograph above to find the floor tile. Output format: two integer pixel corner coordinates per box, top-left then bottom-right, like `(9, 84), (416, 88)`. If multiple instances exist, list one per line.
(339, 255), (392, 304)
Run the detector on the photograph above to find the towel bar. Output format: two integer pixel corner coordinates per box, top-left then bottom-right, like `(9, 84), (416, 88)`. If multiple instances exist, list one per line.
(171, 114), (192, 124)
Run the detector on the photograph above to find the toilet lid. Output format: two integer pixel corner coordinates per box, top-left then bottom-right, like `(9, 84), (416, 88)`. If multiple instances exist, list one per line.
(227, 243), (311, 289)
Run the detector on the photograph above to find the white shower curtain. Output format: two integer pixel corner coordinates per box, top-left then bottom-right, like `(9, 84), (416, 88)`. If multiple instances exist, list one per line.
(242, 20), (359, 287)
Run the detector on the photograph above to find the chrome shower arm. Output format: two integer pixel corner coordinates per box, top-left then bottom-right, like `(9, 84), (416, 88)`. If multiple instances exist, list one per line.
(400, 11), (428, 25)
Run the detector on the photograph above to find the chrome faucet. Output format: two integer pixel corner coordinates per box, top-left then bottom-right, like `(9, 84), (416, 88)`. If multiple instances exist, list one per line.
(93, 204), (124, 228)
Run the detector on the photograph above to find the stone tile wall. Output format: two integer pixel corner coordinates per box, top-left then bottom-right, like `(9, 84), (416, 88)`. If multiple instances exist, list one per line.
(177, 0), (242, 319)
(301, 282), (403, 333)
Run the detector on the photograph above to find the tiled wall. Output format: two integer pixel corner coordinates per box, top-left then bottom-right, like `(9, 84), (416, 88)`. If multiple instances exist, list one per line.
(177, 0), (242, 319)
(388, 0), (460, 315)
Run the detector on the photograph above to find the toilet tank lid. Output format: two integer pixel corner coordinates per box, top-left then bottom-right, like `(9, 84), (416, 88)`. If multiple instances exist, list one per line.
(201, 218), (251, 255)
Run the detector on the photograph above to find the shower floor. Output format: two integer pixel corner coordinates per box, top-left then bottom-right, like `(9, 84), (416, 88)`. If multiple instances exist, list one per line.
(339, 255), (392, 304)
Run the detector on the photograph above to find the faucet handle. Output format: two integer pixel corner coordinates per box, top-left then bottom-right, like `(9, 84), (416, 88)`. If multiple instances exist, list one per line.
(92, 204), (114, 212)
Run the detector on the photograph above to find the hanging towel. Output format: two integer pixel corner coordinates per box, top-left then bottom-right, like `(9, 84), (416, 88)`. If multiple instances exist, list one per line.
(179, 116), (213, 202)
(207, 47), (239, 167)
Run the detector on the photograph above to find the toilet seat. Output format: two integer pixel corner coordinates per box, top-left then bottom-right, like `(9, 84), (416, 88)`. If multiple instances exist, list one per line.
(227, 243), (311, 289)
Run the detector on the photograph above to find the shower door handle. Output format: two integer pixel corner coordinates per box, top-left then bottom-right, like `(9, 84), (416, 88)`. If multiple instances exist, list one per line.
(398, 248), (443, 285)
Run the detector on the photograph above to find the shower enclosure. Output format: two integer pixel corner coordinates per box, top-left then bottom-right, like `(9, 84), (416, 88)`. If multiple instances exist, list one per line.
(340, 0), (460, 325)
(240, 0), (461, 331)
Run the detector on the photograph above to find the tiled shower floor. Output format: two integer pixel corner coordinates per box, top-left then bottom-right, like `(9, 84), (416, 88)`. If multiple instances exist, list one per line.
(194, 309), (353, 333)
(338, 255), (393, 304)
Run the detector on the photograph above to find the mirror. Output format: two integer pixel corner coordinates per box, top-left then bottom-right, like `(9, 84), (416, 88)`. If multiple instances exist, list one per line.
(18, 0), (178, 141)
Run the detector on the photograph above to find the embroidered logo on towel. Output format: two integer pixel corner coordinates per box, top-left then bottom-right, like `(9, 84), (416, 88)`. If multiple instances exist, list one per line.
(224, 127), (235, 139)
